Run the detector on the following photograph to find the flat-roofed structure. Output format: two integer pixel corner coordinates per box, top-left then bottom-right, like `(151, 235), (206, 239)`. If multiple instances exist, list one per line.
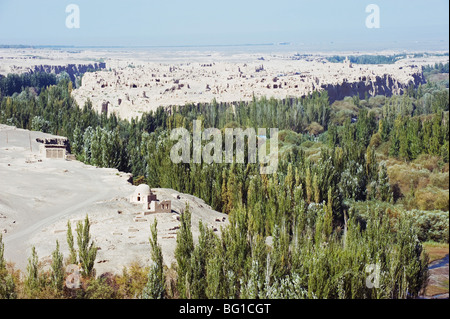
(36, 137), (69, 159)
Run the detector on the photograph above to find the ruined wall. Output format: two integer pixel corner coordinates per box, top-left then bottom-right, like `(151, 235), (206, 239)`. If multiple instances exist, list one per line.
(147, 200), (172, 214)
(42, 146), (66, 159)
(321, 71), (426, 103)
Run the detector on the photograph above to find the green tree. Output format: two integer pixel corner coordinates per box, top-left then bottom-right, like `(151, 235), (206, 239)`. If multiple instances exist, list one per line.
(430, 111), (444, 155)
(240, 259), (263, 299)
(324, 188), (334, 239)
(50, 241), (64, 294)
(206, 238), (226, 299)
(0, 235), (16, 299)
(76, 215), (97, 278)
(305, 166), (313, 203)
(389, 117), (402, 158)
(285, 163), (295, 198)
(313, 173), (321, 204)
(226, 167), (238, 214)
(142, 219), (165, 299)
(175, 204), (194, 298)
(221, 169), (228, 212)
(407, 118), (422, 160)
(399, 126), (409, 160)
(66, 220), (78, 265)
(365, 146), (378, 183)
(189, 221), (215, 299)
(72, 125), (84, 157)
(271, 222), (291, 280)
(25, 246), (40, 298)
(377, 163), (392, 202)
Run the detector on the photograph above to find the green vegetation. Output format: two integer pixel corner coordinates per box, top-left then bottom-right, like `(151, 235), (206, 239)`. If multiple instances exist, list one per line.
(0, 64), (448, 299)
(0, 235), (16, 299)
(327, 54), (407, 64)
(326, 53), (449, 66)
(0, 72), (57, 96)
(422, 62), (450, 76)
(141, 219), (166, 299)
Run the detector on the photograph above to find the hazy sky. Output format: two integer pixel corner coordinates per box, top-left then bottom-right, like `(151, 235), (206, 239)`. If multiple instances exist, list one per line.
(0, 0), (448, 49)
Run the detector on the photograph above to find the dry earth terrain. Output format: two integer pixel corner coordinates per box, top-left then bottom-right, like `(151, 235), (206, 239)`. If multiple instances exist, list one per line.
(0, 124), (227, 275)
(1, 48), (448, 120)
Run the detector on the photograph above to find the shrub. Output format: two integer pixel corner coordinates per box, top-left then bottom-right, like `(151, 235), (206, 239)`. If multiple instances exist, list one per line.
(415, 186), (449, 211)
(278, 130), (302, 146)
(369, 132), (382, 149)
(413, 154), (442, 173)
(404, 210), (449, 243)
(84, 275), (117, 299)
(306, 122), (324, 136)
(388, 164), (430, 195)
(115, 262), (149, 299)
(430, 172), (449, 189)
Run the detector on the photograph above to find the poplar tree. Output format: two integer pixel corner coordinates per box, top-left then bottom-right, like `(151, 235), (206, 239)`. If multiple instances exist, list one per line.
(189, 221), (215, 299)
(76, 215), (97, 278)
(25, 246), (40, 298)
(50, 241), (64, 294)
(175, 204), (194, 298)
(221, 169), (228, 213)
(206, 239), (226, 299)
(0, 235), (16, 299)
(365, 146), (378, 182)
(226, 168), (237, 214)
(313, 173), (320, 204)
(377, 163), (392, 202)
(389, 117), (401, 158)
(305, 166), (313, 203)
(142, 219), (165, 299)
(66, 220), (78, 265)
(285, 163), (294, 198)
(324, 189), (333, 239)
(72, 125), (83, 157)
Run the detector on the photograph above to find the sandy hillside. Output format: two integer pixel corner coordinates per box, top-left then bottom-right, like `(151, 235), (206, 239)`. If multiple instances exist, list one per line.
(0, 124), (227, 275)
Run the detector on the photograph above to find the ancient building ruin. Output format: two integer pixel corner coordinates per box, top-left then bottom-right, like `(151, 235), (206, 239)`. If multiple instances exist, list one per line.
(36, 137), (69, 159)
(130, 184), (172, 213)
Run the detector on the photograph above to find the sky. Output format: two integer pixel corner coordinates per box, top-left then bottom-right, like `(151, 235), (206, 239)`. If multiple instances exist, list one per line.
(0, 0), (448, 50)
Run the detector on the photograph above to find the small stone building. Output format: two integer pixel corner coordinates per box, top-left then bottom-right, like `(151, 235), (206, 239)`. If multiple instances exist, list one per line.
(36, 137), (69, 159)
(130, 184), (171, 213)
(147, 199), (172, 215)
